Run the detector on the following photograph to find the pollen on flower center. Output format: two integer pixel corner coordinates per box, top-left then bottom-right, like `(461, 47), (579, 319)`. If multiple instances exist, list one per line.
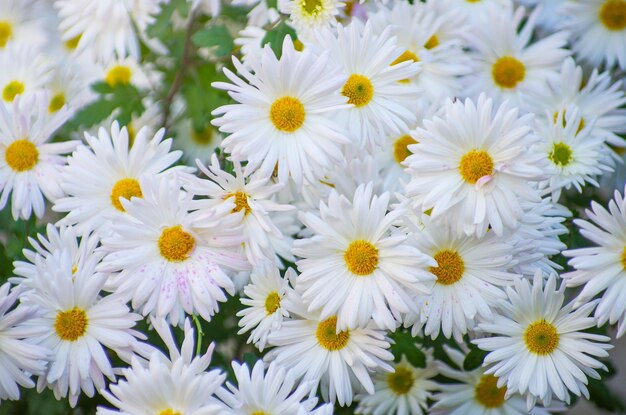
(49, 93), (66, 113)
(459, 150), (494, 184)
(621, 247), (626, 269)
(387, 366), (415, 395)
(269, 96), (306, 133)
(316, 316), (350, 351)
(430, 250), (465, 285)
(64, 34), (81, 50)
(342, 74), (374, 108)
(475, 375), (506, 408)
(191, 125), (214, 145)
(265, 291), (281, 315)
(54, 307), (88, 341)
(5, 139), (39, 172)
(105, 65), (132, 87)
(110, 178), (143, 212)
(524, 320), (559, 355)
(158, 225), (195, 262)
(492, 56), (526, 89)
(251, 412), (270, 415)
(599, 0), (626, 31)
(393, 135), (417, 164)
(344, 240), (379, 276)
(300, 0), (323, 16)
(227, 191), (252, 215)
(548, 142), (573, 167)
(3, 80), (24, 102)
(0, 21), (12, 48)
(392, 50), (420, 65)
(157, 409), (182, 415)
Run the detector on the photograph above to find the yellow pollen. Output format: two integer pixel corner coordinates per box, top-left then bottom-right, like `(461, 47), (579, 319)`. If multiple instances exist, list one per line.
(3, 80), (24, 102)
(191, 125), (214, 145)
(293, 39), (305, 51)
(0, 21), (12, 48)
(49, 93), (66, 113)
(392, 50), (419, 65)
(621, 247), (626, 269)
(344, 240), (379, 276)
(393, 135), (417, 164)
(158, 225), (195, 262)
(430, 250), (465, 285)
(425, 35), (439, 49)
(71, 265), (78, 275)
(387, 366), (415, 395)
(5, 139), (39, 172)
(316, 316), (350, 351)
(157, 410), (182, 415)
(301, 0), (323, 15)
(269, 96), (305, 133)
(110, 178), (143, 212)
(251, 412), (270, 415)
(105, 65), (132, 87)
(548, 142), (573, 167)
(342, 74), (374, 107)
(264, 291), (281, 315)
(600, 0), (626, 30)
(466, 0), (481, 2)
(524, 320), (559, 355)
(54, 307), (88, 341)
(64, 34), (82, 50)
(492, 56), (526, 89)
(227, 191), (251, 215)
(459, 150), (494, 184)
(475, 375), (506, 408)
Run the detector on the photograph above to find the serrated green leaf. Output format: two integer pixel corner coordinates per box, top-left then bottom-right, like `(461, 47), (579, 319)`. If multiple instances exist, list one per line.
(192, 25), (234, 57)
(463, 346), (488, 371)
(261, 21), (297, 59)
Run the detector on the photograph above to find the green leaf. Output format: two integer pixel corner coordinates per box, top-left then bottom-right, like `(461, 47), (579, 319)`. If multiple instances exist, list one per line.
(261, 21), (297, 59)
(587, 377), (626, 412)
(390, 331), (426, 368)
(243, 352), (259, 368)
(91, 81), (114, 94)
(265, 0), (278, 8)
(69, 98), (118, 128)
(463, 346), (488, 371)
(192, 25), (234, 57)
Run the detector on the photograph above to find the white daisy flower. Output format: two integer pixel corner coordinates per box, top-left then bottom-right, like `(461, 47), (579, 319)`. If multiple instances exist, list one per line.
(233, 25), (267, 67)
(404, 215), (519, 341)
(355, 353), (439, 415)
(267, 208), (300, 268)
(432, 0), (513, 28)
(212, 36), (350, 186)
(0, 0), (50, 50)
(172, 120), (222, 165)
(99, 176), (249, 326)
(0, 92), (77, 220)
(0, 283), (50, 402)
(216, 360), (333, 415)
(266, 291), (394, 406)
(560, 0), (626, 70)
(563, 186), (626, 337)
(97, 57), (155, 90)
(53, 122), (185, 236)
(473, 271), (613, 408)
(0, 45), (53, 103)
(293, 183), (435, 331)
(517, 1), (567, 32)
(46, 59), (97, 113)
(404, 95), (550, 237)
(237, 262), (294, 351)
(280, 0), (345, 37)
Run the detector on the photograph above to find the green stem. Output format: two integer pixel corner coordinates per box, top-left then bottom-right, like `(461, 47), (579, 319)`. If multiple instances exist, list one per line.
(192, 315), (204, 356)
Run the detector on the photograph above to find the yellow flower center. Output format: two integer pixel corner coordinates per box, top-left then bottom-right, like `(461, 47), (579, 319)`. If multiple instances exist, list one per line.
(54, 307), (88, 341)
(300, 0), (322, 16)
(600, 0), (626, 30)
(64, 34), (82, 50)
(5, 139), (39, 172)
(316, 316), (350, 351)
(269, 96), (305, 133)
(466, 0), (481, 2)
(251, 412), (270, 415)
(157, 410), (182, 415)
(393, 135), (417, 164)
(264, 291), (281, 315)
(110, 178), (143, 212)
(621, 247), (626, 269)
(524, 320), (559, 355)
(392, 50), (420, 65)
(49, 93), (66, 113)
(425, 35), (439, 49)
(548, 142), (573, 167)
(191, 125), (214, 145)
(430, 250), (465, 285)
(387, 366), (415, 395)
(492, 56), (526, 89)
(105, 65), (132, 87)
(344, 240), (379, 276)
(0, 21), (12, 48)
(459, 150), (494, 184)
(226, 191), (251, 215)
(342, 74), (374, 107)
(158, 225), (195, 262)
(475, 375), (506, 408)
(3, 80), (24, 102)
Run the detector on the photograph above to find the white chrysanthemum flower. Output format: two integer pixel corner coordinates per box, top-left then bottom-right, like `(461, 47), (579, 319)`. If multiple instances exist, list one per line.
(432, 0), (513, 28)
(237, 262), (294, 351)
(172, 120), (221, 165)
(404, 215), (518, 341)
(99, 176), (249, 326)
(216, 360), (333, 415)
(267, 209), (299, 268)
(293, 183), (435, 331)
(266, 292), (394, 406)
(280, 0), (345, 36)
(184, 155), (294, 266)
(0, 0), (50, 50)
(24, 250), (144, 407)
(0, 45), (53, 104)
(0, 283), (50, 402)
(355, 353), (439, 415)
(46, 59), (97, 113)
(233, 25), (267, 66)
(536, 108), (612, 199)
(97, 57), (155, 90)
(560, 0), (626, 70)
(432, 346), (561, 415)
(98, 318), (228, 415)
(212, 36), (349, 186)
(404, 95), (550, 237)
(53, 123), (185, 236)
(311, 20), (420, 150)
(474, 271), (612, 408)
(563, 186), (626, 338)
(0, 92), (77, 220)
(464, 6), (569, 107)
